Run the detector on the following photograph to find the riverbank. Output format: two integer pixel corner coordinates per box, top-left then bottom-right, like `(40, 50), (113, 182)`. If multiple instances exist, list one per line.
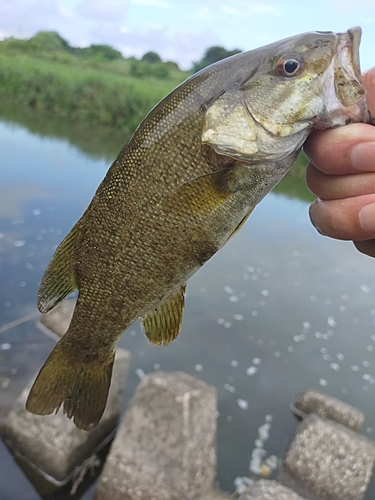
(0, 54), (189, 133)
(0, 31), (312, 201)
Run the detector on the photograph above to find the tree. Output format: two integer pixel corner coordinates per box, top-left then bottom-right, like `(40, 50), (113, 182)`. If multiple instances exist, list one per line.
(28, 31), (72, 52)
(192, 45), (242, 72)
(130, 59), (170, 79)
(78, 44), (123, 61)
(142, 51), (162, 64)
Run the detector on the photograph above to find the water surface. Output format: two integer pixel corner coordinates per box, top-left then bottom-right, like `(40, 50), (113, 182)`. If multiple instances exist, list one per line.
(1, 113), (375, 498)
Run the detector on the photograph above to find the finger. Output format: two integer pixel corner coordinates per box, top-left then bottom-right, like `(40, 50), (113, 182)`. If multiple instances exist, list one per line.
(363, 68), (375, 119)
(353, 240), (375, 258)
(304, 124), (375, 175)
(304, 66), (375, 175)
(306, 162), (375, 200)
(309, 194), (375, 241)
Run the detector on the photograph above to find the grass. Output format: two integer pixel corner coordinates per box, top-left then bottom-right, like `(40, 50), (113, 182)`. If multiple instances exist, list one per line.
(0, 50), (189, 133)
(0, 32), (313, 202)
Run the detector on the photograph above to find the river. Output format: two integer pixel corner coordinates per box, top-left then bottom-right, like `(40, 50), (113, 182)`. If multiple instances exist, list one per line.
(1, 108), (375, 498)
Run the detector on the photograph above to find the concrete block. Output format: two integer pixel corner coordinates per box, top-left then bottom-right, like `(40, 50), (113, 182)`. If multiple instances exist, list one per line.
(238, 480), (306, 500)
(284, 414), (375, 500)
(292, 389), (364, 431)
(197, 488), (230, 500)
(1, 348), (130, 483)
(95, 371), (218, 500)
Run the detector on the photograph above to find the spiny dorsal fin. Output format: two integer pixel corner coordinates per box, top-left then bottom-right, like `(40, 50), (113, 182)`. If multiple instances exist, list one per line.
(141, 285), (187, 346)
(38, 223), (81, 313)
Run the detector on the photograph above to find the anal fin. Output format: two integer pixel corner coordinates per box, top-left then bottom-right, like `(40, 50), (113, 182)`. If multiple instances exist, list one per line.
(141, 285), (186, 346)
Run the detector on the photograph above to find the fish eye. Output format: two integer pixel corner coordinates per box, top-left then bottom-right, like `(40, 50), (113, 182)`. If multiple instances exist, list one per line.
(276, 54), (304, 77)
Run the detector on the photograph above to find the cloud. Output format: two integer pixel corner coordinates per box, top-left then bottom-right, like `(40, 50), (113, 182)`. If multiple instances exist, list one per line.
(220, 2), (281, 17)
(98, 25), (221, 68)
(131, 0), (172, 7)
(0, 0), (132, 52)
(327, 0), (375, 9)
(0, 0), (212, 68)
(0, 0), (262, 69)
(77, 0), (130, 22)
(195, 7), (212, 21)
(165, 29), (222, 67)
(0, 0), (63, 39)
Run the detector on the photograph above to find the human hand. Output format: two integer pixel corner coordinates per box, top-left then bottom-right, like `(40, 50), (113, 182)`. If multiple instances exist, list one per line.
(304, 67), (375, 257)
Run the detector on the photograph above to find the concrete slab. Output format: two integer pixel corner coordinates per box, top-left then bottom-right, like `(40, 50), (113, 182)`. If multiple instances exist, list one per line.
(95, 371), (218, 500)
(284, 414), (375, 500)
(238, 480), (306, 500)
(1, 348), (130, 484)
(292, 389), (364, 431)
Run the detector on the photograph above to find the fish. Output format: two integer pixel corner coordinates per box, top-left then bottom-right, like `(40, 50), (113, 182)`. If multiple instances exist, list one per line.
(26, 27), (369, 430)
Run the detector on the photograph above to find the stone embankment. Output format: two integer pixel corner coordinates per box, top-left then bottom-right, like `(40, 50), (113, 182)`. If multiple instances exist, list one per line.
(1, 301), (374, 499)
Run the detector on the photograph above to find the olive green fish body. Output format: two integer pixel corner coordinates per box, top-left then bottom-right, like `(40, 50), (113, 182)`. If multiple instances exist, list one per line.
(27, 28), (369, 429)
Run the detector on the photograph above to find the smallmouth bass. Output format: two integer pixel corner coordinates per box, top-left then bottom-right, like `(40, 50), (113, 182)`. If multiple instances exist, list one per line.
(27, 28), (369, 429)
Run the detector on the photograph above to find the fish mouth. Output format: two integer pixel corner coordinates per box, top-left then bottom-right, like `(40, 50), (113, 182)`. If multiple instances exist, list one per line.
(317, 27), (370, 127)
(345, 27), (362, 82)
(335, 27), (365, 105)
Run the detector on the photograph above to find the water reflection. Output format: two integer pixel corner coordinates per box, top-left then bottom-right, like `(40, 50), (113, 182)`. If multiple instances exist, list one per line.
(0, 102), (128, 163)
(0, 111), (375, 497)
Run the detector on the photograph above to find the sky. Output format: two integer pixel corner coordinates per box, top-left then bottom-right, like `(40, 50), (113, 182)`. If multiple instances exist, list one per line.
(1, 0), (375, 71)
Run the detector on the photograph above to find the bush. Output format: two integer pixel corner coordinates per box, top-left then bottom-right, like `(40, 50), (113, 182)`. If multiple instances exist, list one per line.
(77, 44), (123, 61)
(129, 59), (170, 80)
(28, 31), (72, 52)
(142, 51), (162, 64)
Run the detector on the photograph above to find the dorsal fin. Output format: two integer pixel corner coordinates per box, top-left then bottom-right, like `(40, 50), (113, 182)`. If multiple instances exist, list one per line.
(141, 285), (186, 346)
(38, 223), (81, 313)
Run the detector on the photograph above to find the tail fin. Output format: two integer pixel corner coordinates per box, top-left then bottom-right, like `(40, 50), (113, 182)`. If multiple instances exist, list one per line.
(26, 338), (115, 430)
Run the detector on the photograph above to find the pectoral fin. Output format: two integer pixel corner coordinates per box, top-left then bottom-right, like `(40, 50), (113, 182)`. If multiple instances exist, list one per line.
(226, 208), (254, 242)
(164, 164), (252, 218)
(38, 223), (81, 313)
(141, 285), (186, 346)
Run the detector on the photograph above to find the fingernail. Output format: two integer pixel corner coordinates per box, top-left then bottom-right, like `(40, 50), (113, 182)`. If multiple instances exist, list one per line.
(351, 142), (375, 171)
(359, 203), (375, 233)
(309, 200), (326, 236)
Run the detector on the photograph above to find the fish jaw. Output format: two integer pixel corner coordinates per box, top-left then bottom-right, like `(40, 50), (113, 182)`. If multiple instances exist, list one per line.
(202, 27), (369, 166)
(317, 27), (370, 128)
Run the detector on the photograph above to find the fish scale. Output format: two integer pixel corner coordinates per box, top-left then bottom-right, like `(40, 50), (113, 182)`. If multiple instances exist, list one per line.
(27, 27), (369, 429)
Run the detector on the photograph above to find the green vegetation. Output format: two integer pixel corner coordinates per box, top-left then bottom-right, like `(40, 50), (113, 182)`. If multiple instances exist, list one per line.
(0, 31), (190, 134)
(0, 31), (311, 201)
(142, 51), (162, 64)
(0, 31), (245, 134)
